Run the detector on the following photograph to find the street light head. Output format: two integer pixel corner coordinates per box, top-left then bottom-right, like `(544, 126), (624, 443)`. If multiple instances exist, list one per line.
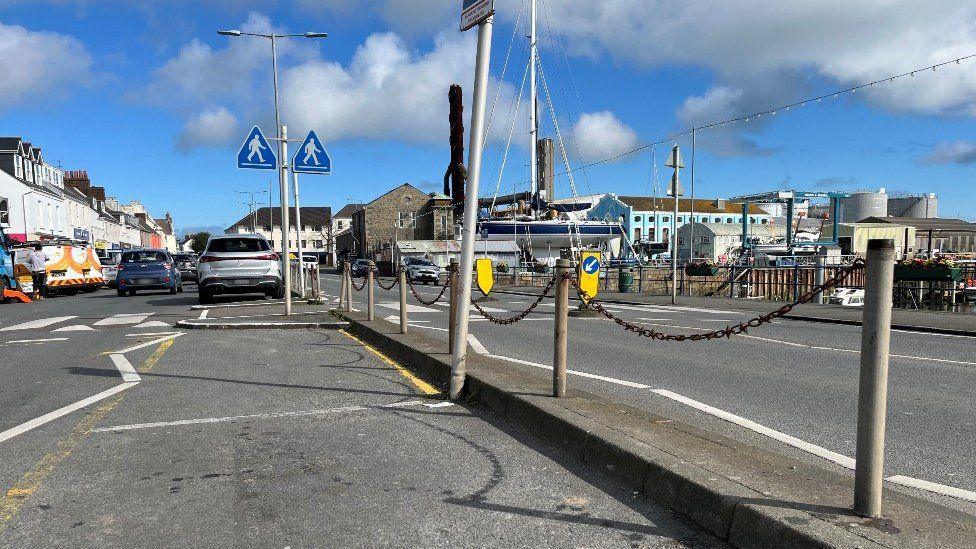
(217, 29), (242, 36)
(304, 32), (329, 38)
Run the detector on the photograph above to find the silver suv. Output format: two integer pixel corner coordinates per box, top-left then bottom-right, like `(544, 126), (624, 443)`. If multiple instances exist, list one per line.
(197, 234), (283, 304)
(405, 257), (442, 285)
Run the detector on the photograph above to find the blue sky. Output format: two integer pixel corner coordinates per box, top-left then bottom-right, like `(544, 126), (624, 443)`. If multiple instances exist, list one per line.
(2, 1), (975, 235)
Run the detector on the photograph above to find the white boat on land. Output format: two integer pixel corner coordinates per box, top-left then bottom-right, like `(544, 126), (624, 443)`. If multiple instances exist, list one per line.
(476, 0), (623, 265)
(828, 288), (865, 307)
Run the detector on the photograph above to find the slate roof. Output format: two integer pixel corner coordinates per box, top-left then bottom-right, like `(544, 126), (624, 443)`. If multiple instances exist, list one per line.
(334, 203), (364, 218)
(227, 207), (332, 232)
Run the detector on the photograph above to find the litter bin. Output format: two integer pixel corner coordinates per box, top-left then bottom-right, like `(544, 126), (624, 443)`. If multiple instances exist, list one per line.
(618, 268), (635, 293)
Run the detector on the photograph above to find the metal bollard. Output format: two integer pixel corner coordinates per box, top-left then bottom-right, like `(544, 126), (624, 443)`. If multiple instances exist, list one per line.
(814, 252), (825, 304)
(448, 258), (458, 354)
(366, 263), (375, 321)
(854, 239), (895, 518)
(553, 259), (570, 397)
(343, 261), (352, 312)
(398, 267), (408, 334)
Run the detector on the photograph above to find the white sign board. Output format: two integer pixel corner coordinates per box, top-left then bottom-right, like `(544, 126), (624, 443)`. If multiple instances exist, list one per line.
(461, 0), (494, 31)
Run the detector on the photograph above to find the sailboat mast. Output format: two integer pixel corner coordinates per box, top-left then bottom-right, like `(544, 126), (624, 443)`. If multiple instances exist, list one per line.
(528, 0), (538, 216)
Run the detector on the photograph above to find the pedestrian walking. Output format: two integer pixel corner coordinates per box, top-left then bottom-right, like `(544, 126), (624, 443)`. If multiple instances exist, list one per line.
(27, 245), (48, 300)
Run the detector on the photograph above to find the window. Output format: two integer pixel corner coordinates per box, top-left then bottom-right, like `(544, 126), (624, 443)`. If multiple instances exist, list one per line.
(205, 237), (270, 253)
(269, 240), (276, 249)
(761, 218), (768, 224)
(262, 225), (271, 232)
(726, 217), (733, 223)
(749, 217), (755, 224)
(662, 216), (670, 223)
(300, 240), (308, 248)
(315, 240), (324, 248)
(648, 228), (655, 241)
(122, 251), (168, 263)
(336, 221), (344, 230)
(314, 225), (323, 232)
(677, 216), (684, 223)
(699, 236), (709, 244)
(398, 212), (415, 229)
(0, 197), (7, 224)
(634, 227), (642, 241)
(634, 215), (642, 222)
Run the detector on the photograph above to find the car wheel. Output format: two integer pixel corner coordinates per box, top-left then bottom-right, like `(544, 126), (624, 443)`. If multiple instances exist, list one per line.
(273, 284), (285, 299)
(199, 290), (211, 304)
(117, 289), (126, 297)
(1, 277), (13, 303)
(128, 290), (136, 296)
(169, 285), (177, 295)
(177, 284), (184, 293)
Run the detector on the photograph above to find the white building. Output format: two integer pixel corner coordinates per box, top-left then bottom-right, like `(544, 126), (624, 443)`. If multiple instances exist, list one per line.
(676, 222), (787, 261)
(226, 206), (332, 259)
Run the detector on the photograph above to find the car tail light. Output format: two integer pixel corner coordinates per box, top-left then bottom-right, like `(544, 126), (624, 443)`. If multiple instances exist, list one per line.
(255, 253), (279, 261)
(198, 255), (218, 263)
(117, 264), (125, 271)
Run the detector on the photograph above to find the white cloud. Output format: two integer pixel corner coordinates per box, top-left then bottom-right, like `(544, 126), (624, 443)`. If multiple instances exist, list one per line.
(178, 107), (238, 151)
(281, 30), (515, 143)
(499, 0), (976, 155)
(918, 141), (976, 166)
(0, 22), (92, 106)
(571, 111), (638, 161)
(299, 0), (455, 35)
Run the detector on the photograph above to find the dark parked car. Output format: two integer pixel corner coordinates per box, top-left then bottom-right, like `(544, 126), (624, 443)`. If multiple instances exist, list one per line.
(172, 252), (198, 282)
(116, 249), (183, 296)
(350, 259), (372, 278)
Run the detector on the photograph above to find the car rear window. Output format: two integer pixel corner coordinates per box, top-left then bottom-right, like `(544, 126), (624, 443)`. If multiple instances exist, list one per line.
(122, 251), (168, 263)
(414, 260), (435, 266)
(207, 238), (269, 253)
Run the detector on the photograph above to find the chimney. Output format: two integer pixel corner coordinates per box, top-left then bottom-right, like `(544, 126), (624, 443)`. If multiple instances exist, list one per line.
(90, 186), (107, 202)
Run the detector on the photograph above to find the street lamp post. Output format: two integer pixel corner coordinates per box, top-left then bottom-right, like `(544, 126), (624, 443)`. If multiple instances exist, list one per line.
(218, 28), (327, 315)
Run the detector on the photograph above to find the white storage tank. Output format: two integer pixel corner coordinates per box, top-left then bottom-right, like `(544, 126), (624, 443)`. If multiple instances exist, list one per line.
(839, 188), (888, 222)
(887, 193), (938, 218)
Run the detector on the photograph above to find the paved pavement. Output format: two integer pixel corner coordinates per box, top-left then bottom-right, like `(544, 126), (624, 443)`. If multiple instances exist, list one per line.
(329, 272), (976, 515)
(0, 286), (726, 547)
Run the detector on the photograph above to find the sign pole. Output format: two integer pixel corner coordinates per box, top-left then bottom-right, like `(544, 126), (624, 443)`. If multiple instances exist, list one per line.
(279, 124), (292, 315)
(292, 170), (306, 298)
(450, 15), (494, 401)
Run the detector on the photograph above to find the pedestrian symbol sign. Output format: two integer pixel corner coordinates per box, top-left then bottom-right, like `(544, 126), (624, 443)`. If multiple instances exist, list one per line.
(293, 130), (332, 174)
(578, 251), (601, 303)
(237, 126), (276, 170)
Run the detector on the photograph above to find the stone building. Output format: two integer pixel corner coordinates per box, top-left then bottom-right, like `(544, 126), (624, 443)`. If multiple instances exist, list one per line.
(351, 183), (430, 260)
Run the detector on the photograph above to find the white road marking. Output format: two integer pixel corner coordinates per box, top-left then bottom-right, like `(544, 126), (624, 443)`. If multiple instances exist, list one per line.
(94, 313), (153, 326)
(383, 315), (430, 325)
(491, 354), (651, 389)
(109, 354), (141, 382)
(639, 322), (976, 367)
(378, 302), (439, 313)
(92, 400), (454, 433)
(650, 389), (856, 469)
(111, 333), (184, 354)
(885, 475), (976, 502)
(51, 325), (95, 332)
(0, 316), (77, 332)
(132, 320), (171, 328)
(467, 334), (489, 355)
(198, 309), (209, 320)
(893, 329), (976, 340)
(0, 382), (139, 444)
(125, 332), (179, 337)
(3, 337), (69, 345)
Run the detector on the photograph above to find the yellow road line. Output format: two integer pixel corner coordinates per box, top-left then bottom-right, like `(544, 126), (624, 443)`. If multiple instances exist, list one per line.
(0, 340), (175, 534)
(340, 330), (440, 396)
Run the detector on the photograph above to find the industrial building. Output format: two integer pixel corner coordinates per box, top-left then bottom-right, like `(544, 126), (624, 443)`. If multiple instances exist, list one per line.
(822, 221), (915, 257)
(858, 216), (976, 255)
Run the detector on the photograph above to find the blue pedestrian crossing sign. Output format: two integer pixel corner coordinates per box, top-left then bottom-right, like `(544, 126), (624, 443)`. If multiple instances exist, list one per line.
(292, 130), (332, 174)
(237, 126), (276, 170)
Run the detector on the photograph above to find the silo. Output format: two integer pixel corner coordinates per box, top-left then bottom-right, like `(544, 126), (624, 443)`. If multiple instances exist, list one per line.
(839, 188), (888, 222)
(888, 194), (938, 218)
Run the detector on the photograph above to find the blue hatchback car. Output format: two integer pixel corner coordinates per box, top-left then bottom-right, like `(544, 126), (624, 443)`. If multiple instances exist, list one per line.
(116, 249), (183, 296)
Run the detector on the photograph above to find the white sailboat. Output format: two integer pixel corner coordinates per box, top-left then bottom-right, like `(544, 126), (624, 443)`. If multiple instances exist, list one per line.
(476, 0), (624, 265)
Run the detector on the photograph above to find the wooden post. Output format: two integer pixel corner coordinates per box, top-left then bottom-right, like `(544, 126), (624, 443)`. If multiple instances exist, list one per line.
(553, 259), (570, 397)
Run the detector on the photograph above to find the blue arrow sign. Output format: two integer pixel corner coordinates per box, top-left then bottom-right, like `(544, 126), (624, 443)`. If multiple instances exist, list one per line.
(292, 130), (332, 174)
(582, 256), (600, 275)
(237, 126), (276, 170)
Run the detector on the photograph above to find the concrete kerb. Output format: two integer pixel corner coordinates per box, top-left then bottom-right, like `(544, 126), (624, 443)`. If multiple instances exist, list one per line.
(334, 310), (976, 549)
(176, 320), (349, 330)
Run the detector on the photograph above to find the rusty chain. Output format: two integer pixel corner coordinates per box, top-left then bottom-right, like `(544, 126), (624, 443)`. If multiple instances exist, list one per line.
(566, 259), (865, 342)
(375, 267), (399, 291)
(407, 267), (452, 306)
(470, 275), (559, 325)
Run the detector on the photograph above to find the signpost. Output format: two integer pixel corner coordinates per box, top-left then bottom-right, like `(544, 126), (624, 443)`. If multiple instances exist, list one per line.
(476, 258), (494, 296)
(461, 0), (495, 31)
(578, 251), (601, 303)
(237, 126), (277, 170)
(665, 145), (684, 305)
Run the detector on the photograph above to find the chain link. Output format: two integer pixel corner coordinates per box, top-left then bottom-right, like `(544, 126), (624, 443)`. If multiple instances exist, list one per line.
(375, 267), (399, 291)
(350, 275), (367, 292)
(566, 259), (865, 342)
(407, 272), (451, 306)
(470, 275), (559, 325)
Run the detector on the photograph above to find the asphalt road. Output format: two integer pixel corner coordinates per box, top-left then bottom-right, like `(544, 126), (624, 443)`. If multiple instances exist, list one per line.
(0, 286), (726, 548)
(328, 272), (976, 512)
